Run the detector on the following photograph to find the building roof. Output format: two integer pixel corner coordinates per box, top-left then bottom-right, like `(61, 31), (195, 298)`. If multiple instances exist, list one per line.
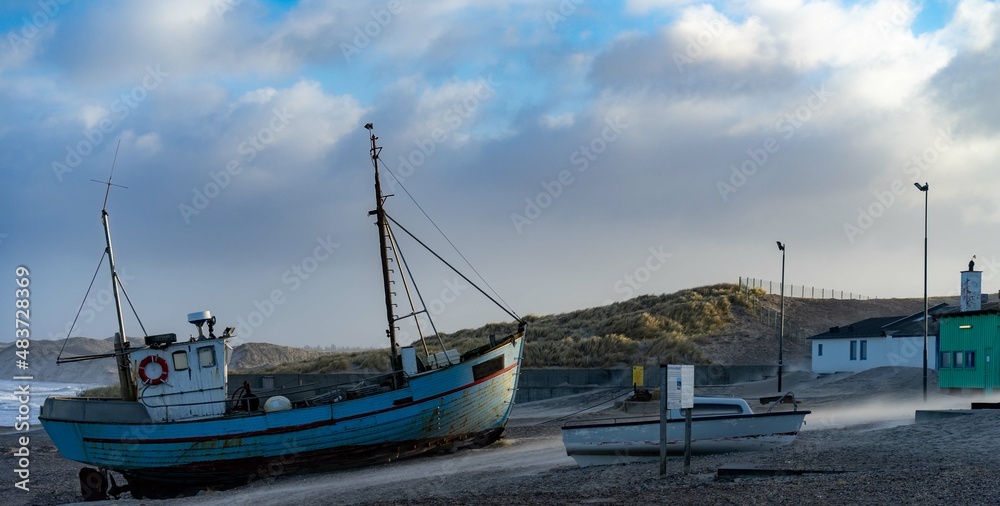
(936, 301), (1000, 319)
(808, 303), (952, 340)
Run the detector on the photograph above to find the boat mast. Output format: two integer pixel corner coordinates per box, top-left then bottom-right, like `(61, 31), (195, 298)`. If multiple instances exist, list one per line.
(366, 124), (401, 376)
(100, 186), (138, 402)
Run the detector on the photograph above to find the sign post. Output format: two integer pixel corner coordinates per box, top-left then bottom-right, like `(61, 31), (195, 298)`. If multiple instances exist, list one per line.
(661, 364), (694, 476)
(659, 365), (667, 477)
(684, 405), (692, 474)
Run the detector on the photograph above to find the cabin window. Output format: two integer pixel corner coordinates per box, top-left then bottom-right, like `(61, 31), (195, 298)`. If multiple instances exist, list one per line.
(818, 344), (823, 357)
(940, 351), (952, 368)
(966, 351), (976, 369)
(850, 341), (857, 360)
(198, 346), (216, 368)
(860, 340), (868, 361)
(172, 351), (189, 371)
(953, 350), (964, 368)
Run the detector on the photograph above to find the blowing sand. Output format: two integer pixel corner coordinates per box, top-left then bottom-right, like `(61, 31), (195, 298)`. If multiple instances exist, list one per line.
(3, 367), (997, 505)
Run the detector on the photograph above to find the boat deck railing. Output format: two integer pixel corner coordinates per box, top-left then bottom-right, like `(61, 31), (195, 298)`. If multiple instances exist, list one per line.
(136, 371), (403, 421)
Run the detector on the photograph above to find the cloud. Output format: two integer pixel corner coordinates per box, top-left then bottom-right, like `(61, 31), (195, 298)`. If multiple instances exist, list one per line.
(5, 0), (1000, 349)
(540, 112), (575, 129)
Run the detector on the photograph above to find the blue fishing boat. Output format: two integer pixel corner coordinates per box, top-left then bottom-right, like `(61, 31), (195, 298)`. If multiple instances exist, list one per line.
(40, 125), (526, 499)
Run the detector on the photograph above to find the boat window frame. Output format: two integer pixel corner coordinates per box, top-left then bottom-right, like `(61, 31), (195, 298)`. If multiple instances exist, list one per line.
(172, 350), (189, 371)
(198, 346), (217, 368)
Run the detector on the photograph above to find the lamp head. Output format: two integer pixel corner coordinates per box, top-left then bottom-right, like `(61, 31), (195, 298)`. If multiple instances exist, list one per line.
(776, 241), (784, 251)
(914, 182), (928, 192)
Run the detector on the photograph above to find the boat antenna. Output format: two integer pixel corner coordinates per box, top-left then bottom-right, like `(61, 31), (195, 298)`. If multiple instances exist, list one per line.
(89, 139), (138, 402)
(366, 123), (402, 381)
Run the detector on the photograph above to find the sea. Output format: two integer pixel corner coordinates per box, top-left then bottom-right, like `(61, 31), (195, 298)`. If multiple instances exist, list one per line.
(0, 379), (99, 429)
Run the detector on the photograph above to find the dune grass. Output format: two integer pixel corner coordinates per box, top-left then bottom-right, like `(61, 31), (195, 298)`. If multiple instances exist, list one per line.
(250, 283), (763, 373)
(252, 348), (390, 374)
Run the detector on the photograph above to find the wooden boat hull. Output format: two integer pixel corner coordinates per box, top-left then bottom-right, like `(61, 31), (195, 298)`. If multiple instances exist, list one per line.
(561, 409), (810, 467)
(40, 334), (523, 493)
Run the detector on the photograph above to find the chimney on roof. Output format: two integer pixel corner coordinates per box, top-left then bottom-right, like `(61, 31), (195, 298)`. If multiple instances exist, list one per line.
(961, 261), (982, 312)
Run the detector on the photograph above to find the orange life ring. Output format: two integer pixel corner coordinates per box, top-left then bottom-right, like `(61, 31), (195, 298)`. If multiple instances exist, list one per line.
(138, 356), (169, 385)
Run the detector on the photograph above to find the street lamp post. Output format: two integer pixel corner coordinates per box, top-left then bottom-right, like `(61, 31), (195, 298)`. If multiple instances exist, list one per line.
(776, 241), (785, 392)
(914, 182), (929, 402)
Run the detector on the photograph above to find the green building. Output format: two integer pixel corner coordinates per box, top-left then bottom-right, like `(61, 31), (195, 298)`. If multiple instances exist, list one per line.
(938, 307), (1000, 393)
(937, 269), (1000, 393)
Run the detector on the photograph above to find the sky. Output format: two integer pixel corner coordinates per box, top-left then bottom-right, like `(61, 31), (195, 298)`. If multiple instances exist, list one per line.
(2, 0), (999, 350)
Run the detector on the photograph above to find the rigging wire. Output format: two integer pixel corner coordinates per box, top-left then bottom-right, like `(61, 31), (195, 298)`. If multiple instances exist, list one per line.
(58, 250), (108, 363)
(376, 156), (518, 320)
(387, 222), (450, 358)
(385, 222), (431, 356)
(117, 278), (148, 337)
(386, 212), (522, 322)
(62, 139), (147, 364)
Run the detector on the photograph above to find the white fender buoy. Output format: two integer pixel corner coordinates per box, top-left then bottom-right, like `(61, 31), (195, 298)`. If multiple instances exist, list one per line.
(263, 395), (292, 412)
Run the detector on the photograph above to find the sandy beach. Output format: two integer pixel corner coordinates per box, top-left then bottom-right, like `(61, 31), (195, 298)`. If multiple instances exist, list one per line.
(3, 367), (997, 505)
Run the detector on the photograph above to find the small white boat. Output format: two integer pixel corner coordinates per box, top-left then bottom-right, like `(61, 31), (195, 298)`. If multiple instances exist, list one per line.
(561, 396), (809, 467)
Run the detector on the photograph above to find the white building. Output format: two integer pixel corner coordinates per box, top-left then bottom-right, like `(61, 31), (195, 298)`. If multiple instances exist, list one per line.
(808, 304), (951, 374)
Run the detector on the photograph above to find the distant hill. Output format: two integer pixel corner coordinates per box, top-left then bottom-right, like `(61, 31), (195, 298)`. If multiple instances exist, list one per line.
(2, 284), (954, 383)
(0, 337), (117, 384)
